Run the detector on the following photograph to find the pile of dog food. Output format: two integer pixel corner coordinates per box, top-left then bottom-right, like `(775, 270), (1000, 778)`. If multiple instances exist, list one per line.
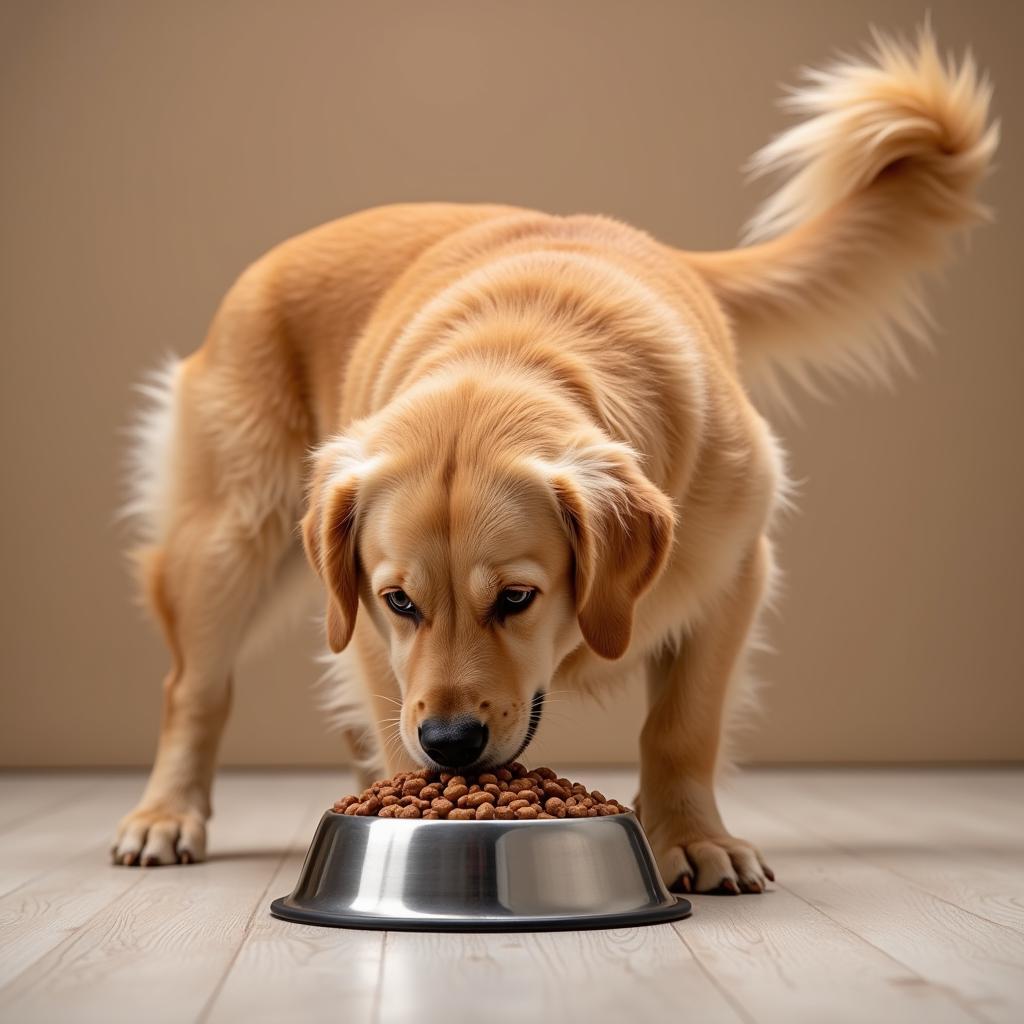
(332, 762), (629, 820)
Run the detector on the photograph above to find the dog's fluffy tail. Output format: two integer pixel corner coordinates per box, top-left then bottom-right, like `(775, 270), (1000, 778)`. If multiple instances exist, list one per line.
(683, 26), (998, 402)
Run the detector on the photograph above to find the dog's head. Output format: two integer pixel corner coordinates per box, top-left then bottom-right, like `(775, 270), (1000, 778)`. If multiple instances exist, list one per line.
(302, 374), (674, 771)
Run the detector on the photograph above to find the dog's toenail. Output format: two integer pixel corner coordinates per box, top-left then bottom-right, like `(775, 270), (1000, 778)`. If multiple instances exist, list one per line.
(764, 866), (775, 882)
(142, 855), (159, 867)
(179, 850), (193, 864)
(720, 877), (739, 895)
(121, 853), (135, 866)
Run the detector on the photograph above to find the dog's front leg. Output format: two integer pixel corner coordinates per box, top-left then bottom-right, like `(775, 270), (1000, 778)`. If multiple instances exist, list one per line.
(639, 537), (774, 894)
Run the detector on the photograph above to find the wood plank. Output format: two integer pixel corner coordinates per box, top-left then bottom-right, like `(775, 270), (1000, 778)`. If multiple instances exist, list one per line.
(752, 770), (1024, 936)
(0, 773), (99, 833)
(0, 773), (343, 1024)
(2, 768), (1021, 1024)
(201, 847), (382, 1024)
(376, 924), (744, 1024)
(0, 842), (146, 988)
(718, 776), (1024, 1024)
(678, 884), (978, 1024)
(0, 775), (140, 899)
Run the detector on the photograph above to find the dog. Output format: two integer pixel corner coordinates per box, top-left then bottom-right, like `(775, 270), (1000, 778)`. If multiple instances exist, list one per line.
(113, 28), (996, 893)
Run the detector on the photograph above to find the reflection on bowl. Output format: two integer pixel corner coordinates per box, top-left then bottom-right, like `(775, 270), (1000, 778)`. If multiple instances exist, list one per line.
(271, 810), (691, 932)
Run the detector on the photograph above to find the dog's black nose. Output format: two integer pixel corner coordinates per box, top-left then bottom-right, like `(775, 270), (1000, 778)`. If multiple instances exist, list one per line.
(418, 717), (488, 768)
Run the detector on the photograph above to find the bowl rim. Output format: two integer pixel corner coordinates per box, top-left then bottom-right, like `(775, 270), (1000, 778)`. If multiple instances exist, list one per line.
(324, 808), (641, 824)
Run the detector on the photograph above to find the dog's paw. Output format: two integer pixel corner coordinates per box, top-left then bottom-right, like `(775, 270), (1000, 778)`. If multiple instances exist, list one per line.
(651, 833), (774, 895)
(112, 805), (207, 867)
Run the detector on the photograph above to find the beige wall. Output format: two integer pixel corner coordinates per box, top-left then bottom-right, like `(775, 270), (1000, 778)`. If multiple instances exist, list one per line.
(2, 1), (1022, 767)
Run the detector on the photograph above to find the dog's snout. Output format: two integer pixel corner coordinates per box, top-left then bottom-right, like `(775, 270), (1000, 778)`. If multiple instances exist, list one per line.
(418, 716), (488, 768)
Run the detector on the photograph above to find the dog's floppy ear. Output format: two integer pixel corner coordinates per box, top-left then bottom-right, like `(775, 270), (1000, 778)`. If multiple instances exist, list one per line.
(301, 433), (380, 654)
(536, 441), (676, 659)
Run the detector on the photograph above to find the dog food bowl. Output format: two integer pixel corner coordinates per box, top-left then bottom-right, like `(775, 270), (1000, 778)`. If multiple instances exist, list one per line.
(270, 810), (691, 931)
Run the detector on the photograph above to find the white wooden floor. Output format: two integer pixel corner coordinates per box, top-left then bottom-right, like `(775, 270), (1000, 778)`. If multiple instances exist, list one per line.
(0, 768), (1022, 1024)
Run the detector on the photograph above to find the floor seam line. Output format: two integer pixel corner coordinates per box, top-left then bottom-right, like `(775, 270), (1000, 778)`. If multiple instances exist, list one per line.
(750, 790), (1024, 943)
(668, 919), (756, 1024)
(195, 790), (329, 1024)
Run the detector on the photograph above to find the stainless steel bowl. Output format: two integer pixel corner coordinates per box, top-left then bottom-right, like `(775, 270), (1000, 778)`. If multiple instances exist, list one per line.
(270, 810), (690, 931)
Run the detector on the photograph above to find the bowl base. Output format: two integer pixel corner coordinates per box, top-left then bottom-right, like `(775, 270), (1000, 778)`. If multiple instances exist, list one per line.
(269, 894), (692, 932)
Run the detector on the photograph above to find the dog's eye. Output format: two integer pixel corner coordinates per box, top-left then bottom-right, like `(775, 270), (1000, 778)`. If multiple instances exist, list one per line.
(496, 587), (536, 617)
(385, 590), (418, 618)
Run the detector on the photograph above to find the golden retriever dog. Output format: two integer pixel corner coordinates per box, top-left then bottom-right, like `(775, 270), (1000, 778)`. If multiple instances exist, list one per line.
(113, 29), (996, 893)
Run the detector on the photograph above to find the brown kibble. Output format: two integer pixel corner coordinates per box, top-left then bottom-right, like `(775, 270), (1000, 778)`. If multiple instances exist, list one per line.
(542, 780), (568, 800)
(332, 766), (628, 820)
